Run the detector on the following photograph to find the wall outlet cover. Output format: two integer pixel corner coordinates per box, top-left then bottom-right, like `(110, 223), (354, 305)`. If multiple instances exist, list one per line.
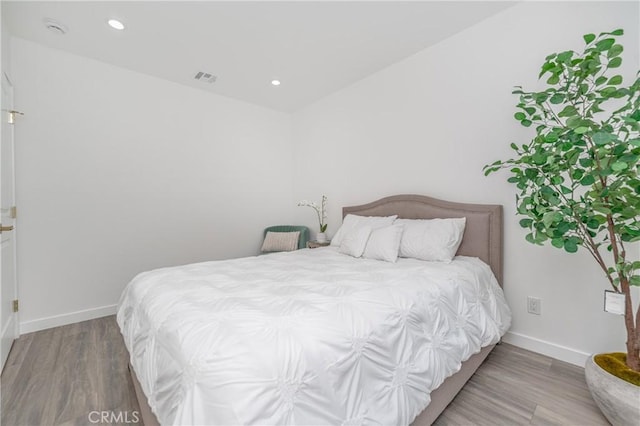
(527, 296), (541, 315)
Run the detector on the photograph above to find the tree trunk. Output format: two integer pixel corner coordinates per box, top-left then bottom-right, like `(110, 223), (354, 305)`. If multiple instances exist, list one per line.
(620, 278), (640, 372)
(625, 327), (640, 371)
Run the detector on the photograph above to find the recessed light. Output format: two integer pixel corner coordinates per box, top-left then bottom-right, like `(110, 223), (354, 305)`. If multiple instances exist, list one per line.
(108, 19), (125, 30)
(271, 80), (281, 86)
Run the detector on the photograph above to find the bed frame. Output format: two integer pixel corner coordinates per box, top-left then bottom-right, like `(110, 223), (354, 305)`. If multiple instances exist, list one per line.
(130, 194), (503, 426)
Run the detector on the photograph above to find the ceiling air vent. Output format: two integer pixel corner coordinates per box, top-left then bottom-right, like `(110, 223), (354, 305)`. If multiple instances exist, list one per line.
(194, 72), (217, 84)
(43, 18), (68, 35)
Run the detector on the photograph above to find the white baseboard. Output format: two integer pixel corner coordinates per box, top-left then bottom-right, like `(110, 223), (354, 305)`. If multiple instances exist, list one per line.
(20, 304), (118, 334)
(503, 331), (590, 367)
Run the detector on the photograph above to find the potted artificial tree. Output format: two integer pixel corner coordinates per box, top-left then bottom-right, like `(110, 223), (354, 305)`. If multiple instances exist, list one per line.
(484, 29), (639, 425)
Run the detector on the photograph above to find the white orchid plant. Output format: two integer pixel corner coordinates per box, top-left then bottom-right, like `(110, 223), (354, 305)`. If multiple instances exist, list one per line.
(298, 195), (328, 233)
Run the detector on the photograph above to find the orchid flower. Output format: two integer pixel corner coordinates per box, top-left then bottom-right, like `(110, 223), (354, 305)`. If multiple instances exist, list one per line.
(298, 195), (328, 232)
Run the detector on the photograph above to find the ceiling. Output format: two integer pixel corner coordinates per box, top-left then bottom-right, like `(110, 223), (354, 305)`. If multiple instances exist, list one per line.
(3, 1), (515, 112)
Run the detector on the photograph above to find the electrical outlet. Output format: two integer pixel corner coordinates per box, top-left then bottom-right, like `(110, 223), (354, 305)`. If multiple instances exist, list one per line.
(527, 296), (541, 315)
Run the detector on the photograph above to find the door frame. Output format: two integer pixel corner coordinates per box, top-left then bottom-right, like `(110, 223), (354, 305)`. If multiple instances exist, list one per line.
(1, 70), (19, 371)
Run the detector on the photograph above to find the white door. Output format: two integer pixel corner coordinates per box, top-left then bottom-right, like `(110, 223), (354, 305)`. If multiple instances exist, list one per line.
(0, 71), (18, 370)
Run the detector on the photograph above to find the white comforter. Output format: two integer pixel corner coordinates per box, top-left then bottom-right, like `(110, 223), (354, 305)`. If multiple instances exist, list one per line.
(117, 247), (511, 426)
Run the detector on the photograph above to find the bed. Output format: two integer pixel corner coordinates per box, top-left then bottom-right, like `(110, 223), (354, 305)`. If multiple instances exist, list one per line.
(118, 194), (510, 425)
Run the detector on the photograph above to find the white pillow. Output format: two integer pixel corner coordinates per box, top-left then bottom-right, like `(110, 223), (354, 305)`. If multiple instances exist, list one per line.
(363, 224), (404, 263)
(331, 214), (398, 247)
(261, 231), (300, 252)
(338, 226), (372, 258)
(396, 218), (466, 262)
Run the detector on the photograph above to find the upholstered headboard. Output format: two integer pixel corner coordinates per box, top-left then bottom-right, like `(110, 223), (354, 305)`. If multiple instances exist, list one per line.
(343, 194), (503, 286)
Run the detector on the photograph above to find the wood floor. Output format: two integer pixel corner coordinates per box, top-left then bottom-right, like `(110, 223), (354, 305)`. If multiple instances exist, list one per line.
(1, 316), (608, 426)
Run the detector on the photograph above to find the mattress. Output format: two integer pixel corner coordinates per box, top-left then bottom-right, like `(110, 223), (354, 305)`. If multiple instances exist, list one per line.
(117, 247), (511, 425)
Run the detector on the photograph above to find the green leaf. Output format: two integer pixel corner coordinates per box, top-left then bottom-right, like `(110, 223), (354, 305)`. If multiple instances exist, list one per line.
(586, 218), (600, 229)
(549, 93), (564, 104)
(630, 276), (640, 286)
(621, 207), (636, 218)
(609, 57), (622, 68)
(566, 116), (587, 129)
(580, 175), (595, 185)
(534, 93), (549, 103)
(571, 169), (584, 180)
(532, 152), (547, 164)
(611, 161), (628, 171)
(542, 212), (554, 227)
(564, 239), (579, 253)
(525, 233), (536, 244)
(596, 38), (615, 51)
(557, 221), (571, 233)
(557, 51), (573, 63)
(593, 215), (607, 225)
(592, 204), (611, 214)
(551, 176), (564, 185)
(539, 62), (556, 78)
(574, 126), (589, 134)
(514, 112), (526, 120)
(610, 29), (624, 36)
(608, 44), (623, 58)
(608, 75), (623, 85)
(547, 74), (560, 85)
(558, 105), (578, 117)
(595, 76), (607, 86)
(578, 83), (589, 95)
(612, 89), (628, 99)
(579, 158), (593, 167)
(521, 119), (532, 127)
(583, 33), (596, 44)
(519, 218), (533, 228)
(592, 132), (616, 145)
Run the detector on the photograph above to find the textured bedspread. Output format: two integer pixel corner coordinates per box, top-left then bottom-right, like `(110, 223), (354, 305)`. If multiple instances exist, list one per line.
(117, 247), (511, 425)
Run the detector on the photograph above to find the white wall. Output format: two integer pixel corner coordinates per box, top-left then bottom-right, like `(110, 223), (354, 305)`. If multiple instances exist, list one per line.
(1, 6), (9, 76)
(292, 1), (640, 365)
(11, 38), (294, 332)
